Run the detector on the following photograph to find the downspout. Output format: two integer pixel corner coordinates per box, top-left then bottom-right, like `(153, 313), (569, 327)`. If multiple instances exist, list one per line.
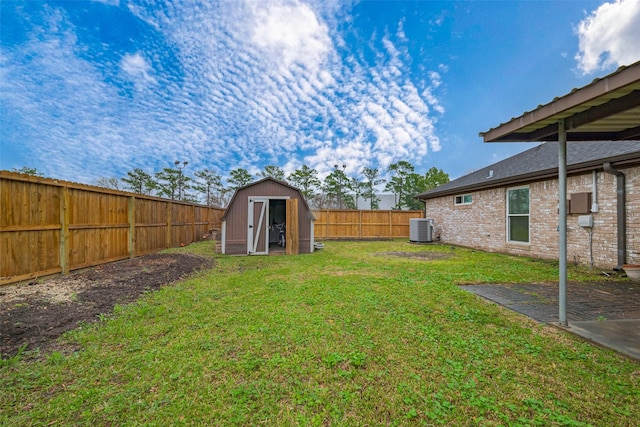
(603, 163), (626, 270)
(591, 170), (599, 213)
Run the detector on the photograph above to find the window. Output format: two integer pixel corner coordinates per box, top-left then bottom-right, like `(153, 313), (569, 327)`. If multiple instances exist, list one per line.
(507, 186), (529, 243)
(454, 194), (472, 205)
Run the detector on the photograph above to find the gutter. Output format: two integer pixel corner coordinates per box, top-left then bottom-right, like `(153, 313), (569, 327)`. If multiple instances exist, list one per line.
(603, 162), (626, 270)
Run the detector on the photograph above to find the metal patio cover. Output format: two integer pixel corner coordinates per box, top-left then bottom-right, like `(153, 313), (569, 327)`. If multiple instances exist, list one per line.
(480, 61), (640, 143)
(479, 60), (639, 328)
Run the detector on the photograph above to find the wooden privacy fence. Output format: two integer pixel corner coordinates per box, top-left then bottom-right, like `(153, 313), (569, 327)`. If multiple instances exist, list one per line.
(0, 171), (223, 285)
(312, 209), (423, 240)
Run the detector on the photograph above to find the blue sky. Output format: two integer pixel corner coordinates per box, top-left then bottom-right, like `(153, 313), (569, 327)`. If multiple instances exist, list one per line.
(2, 0), (639, 186)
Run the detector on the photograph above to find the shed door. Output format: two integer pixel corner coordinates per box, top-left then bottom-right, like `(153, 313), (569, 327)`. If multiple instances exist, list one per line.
(247, 198), (268, 255)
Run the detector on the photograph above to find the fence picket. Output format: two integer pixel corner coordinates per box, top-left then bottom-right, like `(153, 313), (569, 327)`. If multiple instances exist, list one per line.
(311, 209), (422, 240)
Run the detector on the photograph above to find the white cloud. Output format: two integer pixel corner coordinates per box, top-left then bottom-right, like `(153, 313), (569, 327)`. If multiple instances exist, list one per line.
(397, 18), (407, 41)
(120, 52), (156, 88)
(430, 13), (445, 27)
(249, 1), (333, 73)
(2, 0), (445, 186)
(429, 71), (442, 88)
(575, 0), (640, 74)
(1, 11), (129, 181)
(92, 0), (120, 6)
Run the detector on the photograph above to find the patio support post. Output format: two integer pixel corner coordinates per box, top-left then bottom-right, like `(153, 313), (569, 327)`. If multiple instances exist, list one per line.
(558, 120), (568, 327)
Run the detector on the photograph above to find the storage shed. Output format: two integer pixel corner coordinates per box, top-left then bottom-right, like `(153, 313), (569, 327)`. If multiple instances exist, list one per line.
(220, 178), (316, 255)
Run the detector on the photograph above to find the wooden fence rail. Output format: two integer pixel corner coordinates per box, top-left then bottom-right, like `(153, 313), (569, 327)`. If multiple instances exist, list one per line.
(1, 171), (223, 285)
(312, 209), (423, 240)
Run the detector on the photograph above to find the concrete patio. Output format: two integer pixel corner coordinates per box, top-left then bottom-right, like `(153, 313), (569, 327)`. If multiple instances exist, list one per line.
(461, 281), (640, 361)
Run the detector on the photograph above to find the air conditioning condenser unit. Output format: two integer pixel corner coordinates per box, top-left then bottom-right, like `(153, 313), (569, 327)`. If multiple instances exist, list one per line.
(409, 218), (433, 243)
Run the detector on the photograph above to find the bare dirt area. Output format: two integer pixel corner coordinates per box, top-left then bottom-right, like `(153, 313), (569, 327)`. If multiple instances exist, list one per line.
(1, 253), (213, 359)
(376, 251), (453, 260)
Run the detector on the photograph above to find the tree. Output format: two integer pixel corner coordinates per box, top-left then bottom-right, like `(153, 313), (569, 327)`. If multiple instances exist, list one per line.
(173, 161), (191, 201)
(397, 167), (449, 210)
(121, 168), (156, 195)
(348, 177), (365, 209)
(193, 169), (222, 206)
(324, 166), (349, 209)
(95, 177), (121, 190)
(383, 164), (449, 210)
(400, 173), (426, 210)
(309, 191), (330, 210)
(385, 161), (415, 210)
(155, 167), (185, 200)
(322, 174), (337, 208)
(257, 165), (286, 181)
(362, 167), (385, 210)
(288, 165), (321, 200)
(11, 166), (43, 176)
(423, 167), (449, 191)
(227, 168), (253, 191)
(343, 193), (357, 210)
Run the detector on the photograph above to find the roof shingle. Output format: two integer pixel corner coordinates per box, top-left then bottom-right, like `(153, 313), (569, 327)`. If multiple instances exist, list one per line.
(417, 141), (640, 199)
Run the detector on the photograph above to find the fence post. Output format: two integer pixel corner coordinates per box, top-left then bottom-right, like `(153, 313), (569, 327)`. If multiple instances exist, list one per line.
(59, 186), (70, 275)
(359, 210), (363, 239)
(192, 204), (196, 243)
(326, 209), (329, 239)
(389, 211), (392, 238)
(166, 202), (172, 249)
(128, 196), (135, 258)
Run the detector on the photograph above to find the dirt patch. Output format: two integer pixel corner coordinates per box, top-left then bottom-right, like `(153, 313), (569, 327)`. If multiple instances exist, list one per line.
(376, 251), (452, 260)
(0, 253), (213, 359)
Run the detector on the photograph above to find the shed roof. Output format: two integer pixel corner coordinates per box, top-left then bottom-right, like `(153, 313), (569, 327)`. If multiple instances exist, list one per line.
(221, 177), (315, 220)
(417, 141), (640, 200)
(480, 61), (640, 143)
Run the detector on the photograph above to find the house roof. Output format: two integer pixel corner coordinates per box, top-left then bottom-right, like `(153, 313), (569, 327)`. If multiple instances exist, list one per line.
(417, 141), (640, 200)
(221, 177), (315, 220)
(480, 61), (640, 143)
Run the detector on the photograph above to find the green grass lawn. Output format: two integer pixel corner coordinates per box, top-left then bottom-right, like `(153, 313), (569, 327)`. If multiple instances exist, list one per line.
(2, 241), (638, 426)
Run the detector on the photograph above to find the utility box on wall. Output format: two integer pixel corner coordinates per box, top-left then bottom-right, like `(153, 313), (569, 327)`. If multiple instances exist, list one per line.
(570, 192), (592, 214)
(578, 215), (593, 228)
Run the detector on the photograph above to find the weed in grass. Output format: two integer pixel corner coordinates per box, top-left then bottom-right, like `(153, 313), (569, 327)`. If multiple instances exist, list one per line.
(322, 352), (345, 368)
(96, 312), (111, 323)
(239, 353), (263, 372)
(518, 343), (543, 356)
(46, 351), (66, 366)
(405, 407), (419, 419)
(348, 351), (367, 368)
(426, 391), (456, 420)
(337, 369), (354, 379)
(0, 344), (27, 367)
(197, 339), (217, 351)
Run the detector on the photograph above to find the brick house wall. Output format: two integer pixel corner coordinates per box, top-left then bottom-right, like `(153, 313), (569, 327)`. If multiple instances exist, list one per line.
(424, 165), (639, 269)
